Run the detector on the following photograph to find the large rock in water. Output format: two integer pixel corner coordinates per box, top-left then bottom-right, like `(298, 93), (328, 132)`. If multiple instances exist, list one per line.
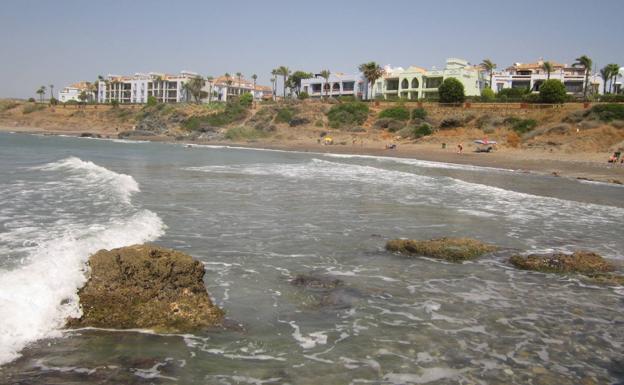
(385, 237), (497, 262)
(67, 245), (224, 332)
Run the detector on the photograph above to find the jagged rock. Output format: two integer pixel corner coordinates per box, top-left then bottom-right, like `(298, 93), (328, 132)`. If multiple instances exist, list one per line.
(386, 237), (497, 262)
(510, 251), (623, 286)
(67, 244), (224, 332)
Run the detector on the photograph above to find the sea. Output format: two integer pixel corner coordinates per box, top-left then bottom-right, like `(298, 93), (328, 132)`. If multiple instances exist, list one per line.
(0, 131), (623, 384)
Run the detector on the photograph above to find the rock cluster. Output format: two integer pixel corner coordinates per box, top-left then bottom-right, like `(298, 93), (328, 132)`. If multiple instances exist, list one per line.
(67, 244), (224, 332)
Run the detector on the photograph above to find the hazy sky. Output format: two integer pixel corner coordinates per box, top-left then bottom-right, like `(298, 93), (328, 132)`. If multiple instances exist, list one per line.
(1, 0), (623, 98)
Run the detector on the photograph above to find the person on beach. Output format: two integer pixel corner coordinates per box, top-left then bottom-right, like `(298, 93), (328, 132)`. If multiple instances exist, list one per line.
(457, 143), (463, 154)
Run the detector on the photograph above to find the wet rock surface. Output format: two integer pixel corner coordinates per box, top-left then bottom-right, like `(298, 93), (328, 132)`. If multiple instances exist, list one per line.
(290, 274), (363, 309)
(385, 237), (497, 262)
(510, 251), (624, 285)
(66, 244), (224, 332)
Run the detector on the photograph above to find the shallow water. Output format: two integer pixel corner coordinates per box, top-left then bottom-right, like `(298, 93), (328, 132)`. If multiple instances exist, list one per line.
(0, 132), (623, 384)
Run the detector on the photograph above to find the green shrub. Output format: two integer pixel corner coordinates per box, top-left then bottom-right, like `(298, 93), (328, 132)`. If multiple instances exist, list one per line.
(49, 97), (59, 105)
(439, 117), (462, 129)
(146, 96), (158, 107)
(275, 107), (297, 123)
(22, 103), (45, 114)
(508, 118), (537, 133)
(539, 79), (567, 104)
(523, 93), (541, 103)
(599, 94), (624, 103)
(239, 92), (253, 108)
(496, 87), (530, 101)
(224, 126), (269, 141)
(590, 104), (624, 121)
(298, 91), (309, 100)
(412, 107), (427, 120)
(110, 100), (120, 108)
(27, 97), (36, 103)
(438, 78), (465, 103)
(327, 101), (369, 128)
(379, 105), (410, 121)
(480, 88), (495, 102)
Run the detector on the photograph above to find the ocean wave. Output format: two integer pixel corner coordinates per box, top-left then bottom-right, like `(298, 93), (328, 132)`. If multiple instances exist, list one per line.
(0, 157), (166, 365)
(33, 157), (140, 204)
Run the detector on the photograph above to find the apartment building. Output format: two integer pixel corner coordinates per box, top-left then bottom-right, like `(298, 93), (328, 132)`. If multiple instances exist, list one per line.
(203, 75), (272, 102)
(58, 82), (95, 102)
(96, 71), (198, 104)
(491, 59), (604, 95)
(300, 73), (367, 98)
(373, 58), (484, 100)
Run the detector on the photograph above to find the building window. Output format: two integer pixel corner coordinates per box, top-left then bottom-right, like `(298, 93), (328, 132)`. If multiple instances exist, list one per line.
(342, 81), (354, 91)
(424, 77), (443, 89)
(411, 78), (419, 88)
(401, 79), (409, 89)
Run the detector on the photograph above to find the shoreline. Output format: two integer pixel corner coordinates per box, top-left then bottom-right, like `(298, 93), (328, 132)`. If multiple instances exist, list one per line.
(2, 125), (624, 185)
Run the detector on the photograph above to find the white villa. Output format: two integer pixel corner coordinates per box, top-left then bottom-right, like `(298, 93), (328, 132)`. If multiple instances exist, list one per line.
(300, 73), (368, 98)
(490, 60), (604, 96)
(204, 75), (272, 102)
(373, 58), (484, 100)
(58, 82), (95, 103)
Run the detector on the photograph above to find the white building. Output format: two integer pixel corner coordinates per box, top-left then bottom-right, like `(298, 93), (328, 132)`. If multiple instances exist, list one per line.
(490, 60), (604, 96)
(97, 71), (198, 104)
(58, 82), (95, 103)
(204, 75), (272, 103)
(300, 73), (367, 98)
(373, 58), (484, 100)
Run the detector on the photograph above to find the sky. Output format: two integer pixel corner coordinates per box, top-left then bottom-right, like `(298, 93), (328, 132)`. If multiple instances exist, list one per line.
(1, 0), (623, 98)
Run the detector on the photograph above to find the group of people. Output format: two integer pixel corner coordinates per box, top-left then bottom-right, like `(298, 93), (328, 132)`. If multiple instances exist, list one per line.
(608, 151), (623, 164)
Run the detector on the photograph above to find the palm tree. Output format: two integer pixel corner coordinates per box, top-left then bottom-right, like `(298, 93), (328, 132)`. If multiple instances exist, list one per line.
(49, 84), (54, 101)
(358, 62), (384, 100)
(270, 69), (277, 100)
(36, 86), (46, 102)
(542, 61), (553, 80)
(573, 55), (593, 100)
(275, 66), (290, 98)
(600, 66), (611, 94)
(251, 74), (258, 101)
(206, 76), (214, 103)
(183, 76), (206, 103)
(224, 73), (232, 86)
(481, 59), (496, 89)
(607, 63), (620, 94)
(236, 72), (242, 94)
(319, 70), (331, 99)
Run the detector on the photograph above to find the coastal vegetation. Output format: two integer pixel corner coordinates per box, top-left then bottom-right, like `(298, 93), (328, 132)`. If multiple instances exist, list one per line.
(386, 238), (497, 262)
(326, 101), (369, 128)
(538, 79), (567, 104)
(438, 78), (465, 103)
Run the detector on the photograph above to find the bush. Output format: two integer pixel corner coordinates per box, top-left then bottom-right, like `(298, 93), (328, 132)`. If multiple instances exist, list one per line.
(379, 105), (410, 121)
(239, 92), (253, 108)
(298, 91), (309, 100)
(28, 97), (36, 103)
(49, 97), (59, 105)
(590, 104), (624, 121)
(110, 100), (120, 108)
(509, 118), (538, 134)
(438, 78), (465, 103)
(480, 88), (495, 102)
(22, 103), (45, 114)
(599, 94), (624, 103)
(374, 118), (405, 131)
(523, 93), (541, 103)
(412, 107), (427, 120)
(146, 96), (158, 107)
(439, 117), (462, 129)
(275, 107), (297, 124)
(327, 101), (369, 128)
(496, 87), (530, 101)
(539, 79), (567, 104)
(406, 123), (434, 138)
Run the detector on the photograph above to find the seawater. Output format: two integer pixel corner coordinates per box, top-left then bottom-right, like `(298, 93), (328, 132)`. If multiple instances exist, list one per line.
(0, 132), (622, 384)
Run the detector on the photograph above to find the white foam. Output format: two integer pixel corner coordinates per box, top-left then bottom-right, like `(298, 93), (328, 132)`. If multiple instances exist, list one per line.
(0, 158), (166, 366)
(34, 157), (140, 204)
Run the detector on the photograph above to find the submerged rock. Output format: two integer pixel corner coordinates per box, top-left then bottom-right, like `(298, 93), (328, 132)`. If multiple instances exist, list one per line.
(386, 237), (497, 262)
(510, 251), (624, 285)
(290, 274), (364, 309)
(290, 274), (343, 290)
(67, 244), (224, 332)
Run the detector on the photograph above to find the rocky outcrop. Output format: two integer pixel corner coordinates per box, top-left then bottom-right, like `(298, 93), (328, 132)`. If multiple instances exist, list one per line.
(67, 244), (224, 332)
(386, 237), (497, 262)
(510, 251), (624, 285)
(118, 129), (156, 139)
